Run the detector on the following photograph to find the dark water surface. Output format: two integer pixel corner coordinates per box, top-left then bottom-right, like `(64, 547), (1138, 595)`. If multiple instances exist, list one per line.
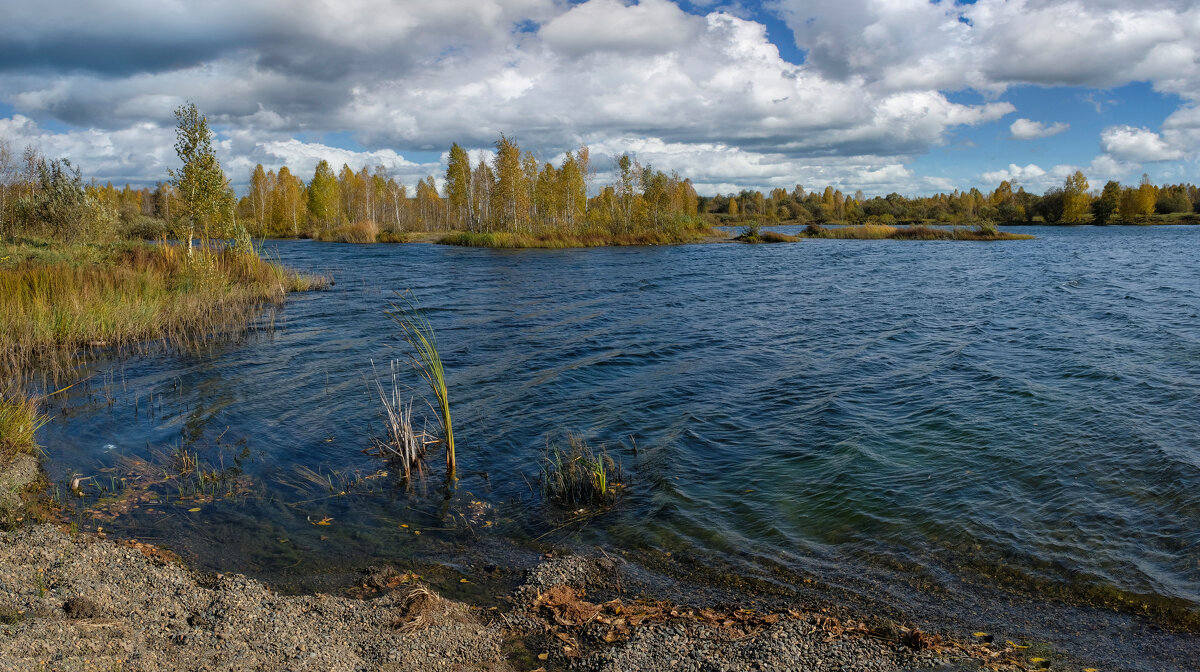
(40, 226), (1200, 669)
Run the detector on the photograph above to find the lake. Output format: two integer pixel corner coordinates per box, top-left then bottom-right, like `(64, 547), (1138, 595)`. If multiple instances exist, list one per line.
(39, 226), (1200, 670)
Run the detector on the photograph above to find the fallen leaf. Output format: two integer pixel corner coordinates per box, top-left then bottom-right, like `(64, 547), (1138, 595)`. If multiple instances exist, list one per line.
(187, 507), (201, 512)
(459, 578), (469, 583)
(537, 653), (548, 661)
(973, 632), (988, 638)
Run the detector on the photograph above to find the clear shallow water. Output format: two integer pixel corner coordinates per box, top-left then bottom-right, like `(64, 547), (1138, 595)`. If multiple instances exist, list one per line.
(40, 226), (1200, 668)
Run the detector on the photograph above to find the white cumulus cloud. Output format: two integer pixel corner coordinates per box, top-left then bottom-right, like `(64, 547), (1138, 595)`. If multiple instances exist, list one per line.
(1101, 125), (1186, 162)
(1010, 118), (1069, 140)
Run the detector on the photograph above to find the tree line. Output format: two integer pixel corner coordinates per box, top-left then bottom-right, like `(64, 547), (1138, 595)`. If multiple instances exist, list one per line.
(237, 135), (702, 239)
(3, 111), (1198, 244)
(700, 171), (1198, 226)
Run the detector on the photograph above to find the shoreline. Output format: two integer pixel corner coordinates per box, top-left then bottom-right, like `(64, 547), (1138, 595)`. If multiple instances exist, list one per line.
(0, 522), (1031, 672)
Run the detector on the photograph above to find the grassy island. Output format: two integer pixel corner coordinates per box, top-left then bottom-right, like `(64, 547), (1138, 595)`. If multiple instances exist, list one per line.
(735, 223), (1034, 243)
(438, 224), (720, 249)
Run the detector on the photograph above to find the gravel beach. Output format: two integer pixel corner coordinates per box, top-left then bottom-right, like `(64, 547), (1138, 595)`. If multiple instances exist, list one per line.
(0, 522), (1032, 672)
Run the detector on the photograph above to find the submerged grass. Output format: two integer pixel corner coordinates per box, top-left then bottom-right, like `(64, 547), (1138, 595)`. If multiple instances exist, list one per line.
(0, 238), (324, 377)
(438, 226), (719, 249)
(542, 435), (622, 508)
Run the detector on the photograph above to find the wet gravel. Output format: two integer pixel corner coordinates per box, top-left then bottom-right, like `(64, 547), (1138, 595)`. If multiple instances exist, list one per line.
(0, 526), (1006, 671)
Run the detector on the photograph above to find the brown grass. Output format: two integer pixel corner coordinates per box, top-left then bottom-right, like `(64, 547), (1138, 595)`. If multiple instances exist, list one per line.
(0, 239), (324, 377)
(438, 226), (719, 249)
(315, 220), (379, 243)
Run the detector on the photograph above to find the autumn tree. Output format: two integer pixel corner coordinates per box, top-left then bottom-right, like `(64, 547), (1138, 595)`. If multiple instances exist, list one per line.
(248, 164), (272, 234)
(445, 143), (477, 231)
(308, 160), (339, 231)
(1061, 170), (1090, 223)
(169, 103), (234, 250)
(1135, 174), (1158, 219)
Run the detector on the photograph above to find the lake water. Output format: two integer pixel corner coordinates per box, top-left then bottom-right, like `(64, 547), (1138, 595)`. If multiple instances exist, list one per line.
(39, 226), (1200, 670)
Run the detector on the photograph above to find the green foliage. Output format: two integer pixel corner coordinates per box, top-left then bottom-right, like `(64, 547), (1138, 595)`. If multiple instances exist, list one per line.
(13, 158), (116, 242)
(1037, 188), (1065, 224)
(541, 435), (621, 507)
(1092, 181), (1121, 225)
(1155, 191), (1192, 215)
(120, 215), (171, 240)
(169, 103), (234, 243)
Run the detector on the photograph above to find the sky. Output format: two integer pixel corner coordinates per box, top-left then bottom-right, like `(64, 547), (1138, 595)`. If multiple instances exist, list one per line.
(1, 0), (1198, 197)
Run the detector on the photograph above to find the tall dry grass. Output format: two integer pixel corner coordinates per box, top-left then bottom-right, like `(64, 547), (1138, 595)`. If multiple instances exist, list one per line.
(0, 239), (323, 377)
(315, 220), (379, 243)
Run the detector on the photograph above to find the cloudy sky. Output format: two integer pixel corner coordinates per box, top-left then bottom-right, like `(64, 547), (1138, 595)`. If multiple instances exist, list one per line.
(1, 0), (1198, 196)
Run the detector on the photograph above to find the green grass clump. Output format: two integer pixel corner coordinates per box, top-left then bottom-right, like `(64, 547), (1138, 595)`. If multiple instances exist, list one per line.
(375, 230), (409, 244)
(0, 389), (46, 459)
(735, 225), (801, 244)
(0, 239), (324, 376)
(542, 435), (622, 507)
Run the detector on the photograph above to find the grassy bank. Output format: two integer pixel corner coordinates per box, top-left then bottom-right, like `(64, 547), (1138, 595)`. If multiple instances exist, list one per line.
(0, 238), (323, 376)
(438, 226), (721, 249)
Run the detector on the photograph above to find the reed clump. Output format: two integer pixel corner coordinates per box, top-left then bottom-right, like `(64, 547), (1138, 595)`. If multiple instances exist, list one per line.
(0, 239), (323, 376)
(542, 435), (622, 507)
(372, 359), (437, 480)
(386, 292), (455, 480)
